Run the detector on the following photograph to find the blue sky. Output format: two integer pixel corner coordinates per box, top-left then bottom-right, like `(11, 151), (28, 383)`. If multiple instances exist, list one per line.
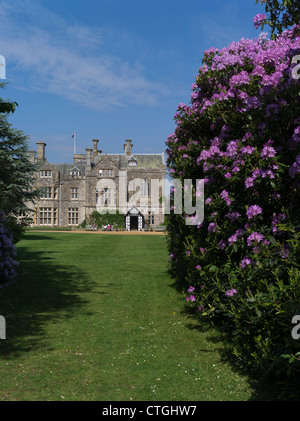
(0, 0), (266, 163)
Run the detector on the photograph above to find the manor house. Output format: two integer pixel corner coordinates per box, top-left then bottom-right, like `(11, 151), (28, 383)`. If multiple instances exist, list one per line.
(30, 138), (166, 230)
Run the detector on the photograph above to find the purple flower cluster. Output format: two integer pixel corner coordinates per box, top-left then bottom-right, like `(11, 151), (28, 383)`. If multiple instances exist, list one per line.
(246, 205), (263, 219)
(186, 286), (196, 302)
(225, 289), (238, 297)
(289, 154), (300, 178)
(271, 213), (286, 233)
(230, 71), (250, 88)
(240, 257), (256, 268)
(208, 222), (217, 233)
(225, 212), (241, 221)
(0, 213), (19, 287)
(260, 143), (277, 159)
(245, 164), (276, 188)
(220, 190), (232, 206)
(240, 145), (256, 155)
(247, 231), (265, 247)
(252, 13), (267, 29)
(228, 229), (244, 246)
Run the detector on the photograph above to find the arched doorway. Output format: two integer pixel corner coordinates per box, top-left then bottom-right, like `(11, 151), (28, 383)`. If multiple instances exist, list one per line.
(125, 206), (144, 231)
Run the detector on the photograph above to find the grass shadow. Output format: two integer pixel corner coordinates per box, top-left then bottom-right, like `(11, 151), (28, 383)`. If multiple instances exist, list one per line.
(0, 240), (94, 359)
(167, 276), (300, 401)
(180, 302), (300, 401)
(21, 234), (60, 242)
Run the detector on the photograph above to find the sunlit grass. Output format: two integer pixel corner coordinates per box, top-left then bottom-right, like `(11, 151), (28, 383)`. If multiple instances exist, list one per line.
(0, 232), (256, 401)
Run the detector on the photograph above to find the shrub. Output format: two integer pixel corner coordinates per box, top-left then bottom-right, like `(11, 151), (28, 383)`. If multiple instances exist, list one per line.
(80, 210), (125, 229)
(0, 212), (19, 287)
(166, 25), (300, 382)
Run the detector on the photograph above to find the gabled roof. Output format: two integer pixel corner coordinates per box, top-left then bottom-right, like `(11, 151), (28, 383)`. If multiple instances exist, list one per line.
(91, 153), (120, 174)
(125, 206), (143, 216)
(52, 161), (86, 176)
(70, 165), (81, 171)
(111, 153), (164, 169)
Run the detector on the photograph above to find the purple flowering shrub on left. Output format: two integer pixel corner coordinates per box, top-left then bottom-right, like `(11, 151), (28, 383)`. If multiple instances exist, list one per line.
(166, 25), (300, 382)
(0, 212), (19, 287)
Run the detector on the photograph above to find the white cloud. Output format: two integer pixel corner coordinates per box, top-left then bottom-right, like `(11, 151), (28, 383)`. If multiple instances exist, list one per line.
(0, 0), (169, 110)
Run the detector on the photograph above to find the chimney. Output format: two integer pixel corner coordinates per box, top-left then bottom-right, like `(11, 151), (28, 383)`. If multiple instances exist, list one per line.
(36, 141), (46, 161)
(123, 139), (133, 157)
(92, 139), (102, 163)
(93, 139), (98, 156)
(86, 147), (92, 172)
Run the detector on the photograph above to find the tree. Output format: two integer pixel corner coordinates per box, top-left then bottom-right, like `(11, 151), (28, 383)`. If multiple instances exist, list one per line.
(0, 83), (38, 243)
(0, 98), (18, 114)
(255, 0), (300, 36)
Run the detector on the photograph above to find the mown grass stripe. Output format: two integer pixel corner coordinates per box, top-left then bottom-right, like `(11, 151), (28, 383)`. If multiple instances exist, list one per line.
(0, 232), (256, 401)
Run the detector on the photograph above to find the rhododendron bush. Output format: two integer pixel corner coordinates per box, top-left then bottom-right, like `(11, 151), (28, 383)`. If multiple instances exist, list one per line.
(166, 26), (300, 380)
(0, 213), (19, 287)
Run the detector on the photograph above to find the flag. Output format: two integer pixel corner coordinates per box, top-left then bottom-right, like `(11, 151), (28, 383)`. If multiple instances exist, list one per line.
(72, 131), (75, 138)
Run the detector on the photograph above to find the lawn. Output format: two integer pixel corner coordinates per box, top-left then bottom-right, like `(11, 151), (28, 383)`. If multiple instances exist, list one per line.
(0, 232), (260, 401)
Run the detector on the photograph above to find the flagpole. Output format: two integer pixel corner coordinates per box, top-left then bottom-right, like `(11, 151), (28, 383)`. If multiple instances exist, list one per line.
(73, 131), (76, 155)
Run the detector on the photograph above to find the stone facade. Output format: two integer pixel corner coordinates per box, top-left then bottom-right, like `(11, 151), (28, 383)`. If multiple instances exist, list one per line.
(30, 139), (166, 230)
